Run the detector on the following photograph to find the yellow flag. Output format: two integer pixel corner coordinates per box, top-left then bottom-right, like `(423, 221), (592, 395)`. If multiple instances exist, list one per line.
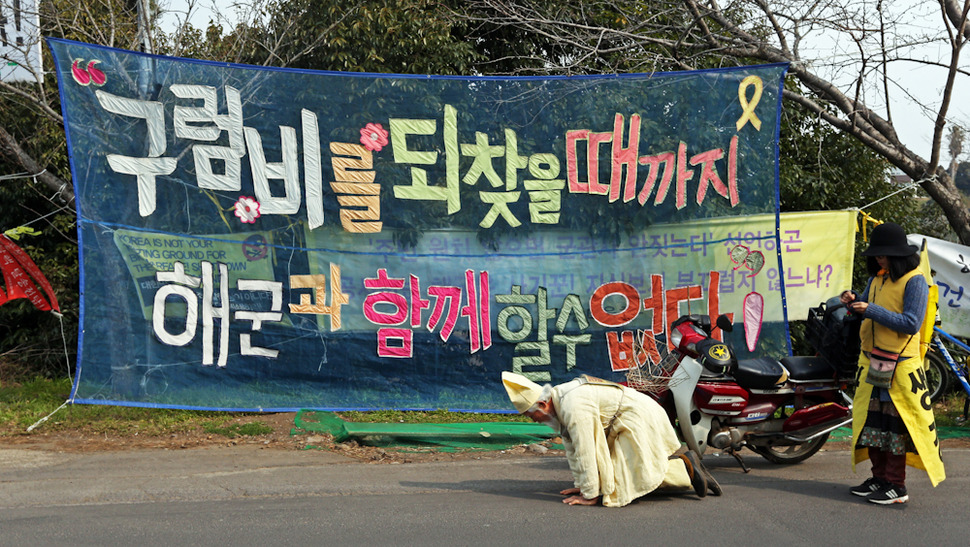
(918, 238), (938, 362)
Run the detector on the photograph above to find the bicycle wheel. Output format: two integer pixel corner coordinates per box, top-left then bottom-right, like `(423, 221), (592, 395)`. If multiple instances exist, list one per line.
(924, 351), (949, 403)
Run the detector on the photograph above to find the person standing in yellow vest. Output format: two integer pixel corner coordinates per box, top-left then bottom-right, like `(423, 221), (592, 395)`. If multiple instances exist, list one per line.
(840, 222), (945, 505)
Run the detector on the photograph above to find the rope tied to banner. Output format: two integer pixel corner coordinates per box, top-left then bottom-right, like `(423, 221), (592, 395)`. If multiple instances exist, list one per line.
(25, 310), (77, 432)
(27, 401), (70, 432)
(855, 174), (937, 242)
(860, 175), (933, 212)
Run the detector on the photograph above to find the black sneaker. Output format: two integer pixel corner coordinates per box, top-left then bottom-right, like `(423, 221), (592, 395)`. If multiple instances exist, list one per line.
(868, 483), (908, 505)
(679, 450), (708, 498)
(850, 477), (887, 497)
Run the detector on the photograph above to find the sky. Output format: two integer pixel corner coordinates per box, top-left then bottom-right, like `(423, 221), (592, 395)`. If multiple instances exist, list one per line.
(156, 0), (968, 166)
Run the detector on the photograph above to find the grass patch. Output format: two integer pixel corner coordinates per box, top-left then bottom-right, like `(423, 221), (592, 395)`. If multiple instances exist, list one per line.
(0, 376), (264, 437)
(933, 392), (970, 427)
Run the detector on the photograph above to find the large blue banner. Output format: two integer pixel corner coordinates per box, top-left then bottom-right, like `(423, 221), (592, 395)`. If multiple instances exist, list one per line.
(50, 38), (789, 411)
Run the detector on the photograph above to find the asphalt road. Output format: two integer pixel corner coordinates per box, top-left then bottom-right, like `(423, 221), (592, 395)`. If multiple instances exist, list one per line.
(1, 445), (967, 546)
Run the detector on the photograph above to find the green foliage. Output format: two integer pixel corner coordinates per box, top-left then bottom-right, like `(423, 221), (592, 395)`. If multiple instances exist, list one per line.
(241, 0), (481, 74)
(779, 94), (896, 215)
(457, 2), (628, 75)
(777, 91), (917, 289)
(157, 19), (265, 63)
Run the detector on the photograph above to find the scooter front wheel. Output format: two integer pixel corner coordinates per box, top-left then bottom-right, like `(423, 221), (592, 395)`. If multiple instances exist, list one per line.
(749, 433), (828, 464)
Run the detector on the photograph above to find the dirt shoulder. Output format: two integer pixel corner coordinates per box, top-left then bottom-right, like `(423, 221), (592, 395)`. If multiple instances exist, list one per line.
(0, 412), (554, 464)
(1, 412), (300, 451)
(4, 412), (970, 464)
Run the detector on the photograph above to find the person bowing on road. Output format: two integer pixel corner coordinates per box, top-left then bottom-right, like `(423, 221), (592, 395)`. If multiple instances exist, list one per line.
(502, 371), (721, 507)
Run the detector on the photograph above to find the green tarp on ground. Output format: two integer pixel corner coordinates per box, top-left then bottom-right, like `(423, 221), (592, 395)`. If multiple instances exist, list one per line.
(295, 410), (559, 452)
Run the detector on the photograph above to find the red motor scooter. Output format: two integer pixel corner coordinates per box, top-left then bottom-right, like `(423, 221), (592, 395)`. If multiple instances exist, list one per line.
(626, 301), (857, 470)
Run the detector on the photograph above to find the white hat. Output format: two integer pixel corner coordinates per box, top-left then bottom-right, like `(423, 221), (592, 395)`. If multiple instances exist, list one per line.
(502, 371), (543, 413)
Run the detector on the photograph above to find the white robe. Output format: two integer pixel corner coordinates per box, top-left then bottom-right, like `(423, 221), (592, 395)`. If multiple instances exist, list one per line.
(552, 377), (685, 507)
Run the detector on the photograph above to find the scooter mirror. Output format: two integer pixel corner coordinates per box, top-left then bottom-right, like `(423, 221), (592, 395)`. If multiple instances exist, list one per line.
(716, 314), (734, 333)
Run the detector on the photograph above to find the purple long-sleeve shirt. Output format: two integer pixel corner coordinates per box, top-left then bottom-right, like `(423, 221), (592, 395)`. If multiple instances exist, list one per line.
(858, 274), (928, 335)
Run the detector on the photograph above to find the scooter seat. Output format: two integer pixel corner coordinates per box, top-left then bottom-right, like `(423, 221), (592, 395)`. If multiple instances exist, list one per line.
(734, 357), (789, 389)
(780, 355), (838, 382)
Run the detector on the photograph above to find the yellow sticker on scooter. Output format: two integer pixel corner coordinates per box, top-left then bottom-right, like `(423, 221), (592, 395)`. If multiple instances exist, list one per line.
(709, 344), (729, 360)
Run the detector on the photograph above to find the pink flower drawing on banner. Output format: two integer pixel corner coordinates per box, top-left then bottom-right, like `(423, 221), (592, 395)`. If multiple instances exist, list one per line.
(234, 196), (261, 224)
(360, 123), (389, 152)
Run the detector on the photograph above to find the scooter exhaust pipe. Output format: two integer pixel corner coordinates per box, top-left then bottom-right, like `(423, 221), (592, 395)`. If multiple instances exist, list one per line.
(782, 416), (853, 443)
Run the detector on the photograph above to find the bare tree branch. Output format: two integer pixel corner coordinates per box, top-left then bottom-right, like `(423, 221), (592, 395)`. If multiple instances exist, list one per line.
(0, 125), (75, 207)
(456, 0), (970, 243)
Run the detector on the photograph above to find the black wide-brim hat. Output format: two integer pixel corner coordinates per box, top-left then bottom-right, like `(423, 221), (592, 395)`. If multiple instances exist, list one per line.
(861, 222), (918, 257)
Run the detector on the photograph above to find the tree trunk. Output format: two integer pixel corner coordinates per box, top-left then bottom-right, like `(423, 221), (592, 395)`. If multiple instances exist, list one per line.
(0, 124), (75, 208)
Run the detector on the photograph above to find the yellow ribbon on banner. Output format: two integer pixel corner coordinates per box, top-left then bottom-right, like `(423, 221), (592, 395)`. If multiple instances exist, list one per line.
(736, 75), (763, 131)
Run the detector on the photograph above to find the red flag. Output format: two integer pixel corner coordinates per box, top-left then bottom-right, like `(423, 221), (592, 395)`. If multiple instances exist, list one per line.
(0, 235), (60, 312)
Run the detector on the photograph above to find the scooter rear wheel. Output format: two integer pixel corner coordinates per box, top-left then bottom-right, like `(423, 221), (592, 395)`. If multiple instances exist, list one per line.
(749, 433), (828, 464)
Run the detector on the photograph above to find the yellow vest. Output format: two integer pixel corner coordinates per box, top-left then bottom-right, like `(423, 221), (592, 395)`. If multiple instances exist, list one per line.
(859, 269), (923, 357)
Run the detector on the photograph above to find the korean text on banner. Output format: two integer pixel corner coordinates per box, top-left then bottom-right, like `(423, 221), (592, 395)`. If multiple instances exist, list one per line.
(49, 37), (790, 411)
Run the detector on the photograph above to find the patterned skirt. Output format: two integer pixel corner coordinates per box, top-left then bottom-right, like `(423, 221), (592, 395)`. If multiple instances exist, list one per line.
(857, 389), (915, 456)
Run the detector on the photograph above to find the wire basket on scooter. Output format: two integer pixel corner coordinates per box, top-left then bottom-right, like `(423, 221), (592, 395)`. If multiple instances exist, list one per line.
(624, 331), (682, 393)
